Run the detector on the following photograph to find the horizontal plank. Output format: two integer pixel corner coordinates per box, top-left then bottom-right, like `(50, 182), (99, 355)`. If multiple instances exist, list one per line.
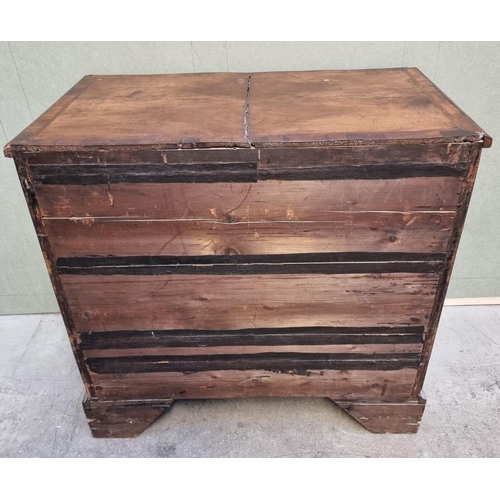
(257, 163), (468, 181)
(25, 143), (469, 166)
(30, 162), (469, 185)
(90, 368), (418, 401)
(31, 163), (258, 184)
(26, 148), (258, 166)
(44, 214), (455, 258)
(259, 143), (471, 168)
(61, 273), (438, 331)
(57, 258), (445, 275)
(86, 352), (421, 374)
(79, 325), (425, 350)
(59, 252), (446, 266)
(83, 344), (424, 358)
(35, 177), (463, 219)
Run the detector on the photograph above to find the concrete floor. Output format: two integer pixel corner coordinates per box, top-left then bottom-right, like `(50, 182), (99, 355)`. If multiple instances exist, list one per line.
(0, 306), (499, 457)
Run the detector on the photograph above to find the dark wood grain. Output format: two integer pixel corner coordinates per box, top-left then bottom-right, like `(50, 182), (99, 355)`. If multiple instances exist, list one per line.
(59, 252), (445, 267)
(31, 163), (259, 185)
(35, 177), (463, 219)
(26, 148), (258, 166)
(79, 325), (424, 350)
(86, 352), (421, 374)
(61, 272), (439, 332)
(44, 214), (455, 258)
(30, 162), (468, 185)
(259, 143), (471, 168)
(257, 163), (468, 181)
(57, 257), (444, 276)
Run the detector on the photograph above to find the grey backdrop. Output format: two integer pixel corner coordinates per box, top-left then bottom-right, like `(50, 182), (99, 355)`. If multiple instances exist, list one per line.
(1, 42), (499, 314)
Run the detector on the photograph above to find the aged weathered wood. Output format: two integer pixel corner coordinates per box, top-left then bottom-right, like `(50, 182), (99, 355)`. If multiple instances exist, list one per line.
(44, 214), (455, 258)
(34, 177), (463, 219)
(57, 258), (444, 275)
(86, 352), (421, 374)
(59, 252), (445, 267)
(258, 141), (470, 169)
(90, 369), (418, 402)
(4, 70), (490, 155)
(4, 69), (490, 437)
(79, 325), (425, 349)
(259, 143), (472, 168)
(31, 162), (259, 185)
(83, 344), (424, 357)
(25, 148), (258, 166)
(30, 162), (469, 185)
(5, 74), (251, 151)
(82, 397), (173, 438)
(333, 398), (426, 433)
(61, 273), (439, 332)
(249, 69), (489, 147)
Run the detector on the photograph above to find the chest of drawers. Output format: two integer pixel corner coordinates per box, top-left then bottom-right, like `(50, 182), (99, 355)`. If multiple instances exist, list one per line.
(4, 69), (491, 437)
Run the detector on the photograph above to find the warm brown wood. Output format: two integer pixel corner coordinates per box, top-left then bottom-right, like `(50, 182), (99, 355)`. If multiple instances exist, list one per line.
(82, 397), (173, 438)
(35, 177), (462, 219)
(5, 74), (251, 151)
(4, 70), (490, 155)
(249, 69), (490, 147)
(61, 273), (439, 332)
(5, 76), (97, 154)
(334, 398), (426, 433)
(90, 368), (418, 402)
(4, 69), (490, 437)
(44, 213), (455, 258)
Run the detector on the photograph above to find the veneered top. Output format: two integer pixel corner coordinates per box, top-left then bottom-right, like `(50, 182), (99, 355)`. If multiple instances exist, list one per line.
(4, 68), (491, 156)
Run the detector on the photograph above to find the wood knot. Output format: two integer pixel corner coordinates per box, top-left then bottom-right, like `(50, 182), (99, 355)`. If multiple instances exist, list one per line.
(388, 234), (397, 242)
(223, 213), (237, 223)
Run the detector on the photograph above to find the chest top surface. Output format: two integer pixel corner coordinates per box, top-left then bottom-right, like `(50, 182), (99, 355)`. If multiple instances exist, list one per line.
(4, 68), (491, 156)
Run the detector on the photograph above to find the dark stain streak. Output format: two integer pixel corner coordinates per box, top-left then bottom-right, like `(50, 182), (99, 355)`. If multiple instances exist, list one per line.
(157, 227), (183, 255)
(223, 183), (253, 220)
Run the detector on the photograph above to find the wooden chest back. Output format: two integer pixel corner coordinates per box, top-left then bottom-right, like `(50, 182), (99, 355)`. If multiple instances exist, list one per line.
(4, 69), (490, 436)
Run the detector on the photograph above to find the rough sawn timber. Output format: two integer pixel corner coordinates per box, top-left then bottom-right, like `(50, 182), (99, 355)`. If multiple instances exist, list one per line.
(3, 69), (491, 437)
